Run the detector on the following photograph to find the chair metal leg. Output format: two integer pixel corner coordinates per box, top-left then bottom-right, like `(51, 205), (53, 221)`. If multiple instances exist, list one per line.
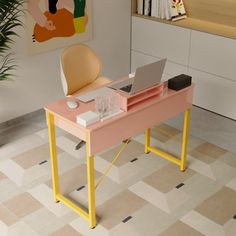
(123, 138), (131, 144)
(75, 140), (86, 150)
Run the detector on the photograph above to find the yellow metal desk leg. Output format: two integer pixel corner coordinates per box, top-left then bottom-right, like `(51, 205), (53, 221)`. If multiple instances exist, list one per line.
(46, 112), (60, 202)
(86, 132), (96, 228)
(180, 109), (191, 171)
(145, 128), (151, 154)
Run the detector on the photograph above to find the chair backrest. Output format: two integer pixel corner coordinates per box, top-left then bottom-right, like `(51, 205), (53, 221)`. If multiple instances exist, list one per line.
(60, 44), (102, 96)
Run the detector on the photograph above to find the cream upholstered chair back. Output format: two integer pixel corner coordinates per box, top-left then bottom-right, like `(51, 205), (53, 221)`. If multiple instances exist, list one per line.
(60, 44), (102, 96)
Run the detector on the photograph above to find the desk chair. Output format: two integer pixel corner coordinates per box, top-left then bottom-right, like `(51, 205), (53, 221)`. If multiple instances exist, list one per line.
(60, 44), (111, 149)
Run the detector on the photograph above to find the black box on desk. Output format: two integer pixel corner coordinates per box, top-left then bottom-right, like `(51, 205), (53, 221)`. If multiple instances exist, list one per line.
(168, 74), (192, 91)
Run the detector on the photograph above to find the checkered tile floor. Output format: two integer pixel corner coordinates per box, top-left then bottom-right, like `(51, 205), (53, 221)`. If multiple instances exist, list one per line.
(0, 123), (236, 235)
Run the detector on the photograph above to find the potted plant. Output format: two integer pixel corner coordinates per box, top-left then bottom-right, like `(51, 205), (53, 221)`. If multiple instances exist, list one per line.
(0, 0), (25, 80)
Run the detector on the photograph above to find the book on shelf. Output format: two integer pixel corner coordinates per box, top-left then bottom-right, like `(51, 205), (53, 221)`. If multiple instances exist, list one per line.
(156, 0), (161, 18)
(136, 0), (187, 22)
(158, 0), (162, 19)
(137, 0), (143, 15)
(151, 0), (161, 18)
(151, 0), (157, 17)
(168, 0), (187, 21)
(143, 0), (151, 16)
(164, 0), (171, 20)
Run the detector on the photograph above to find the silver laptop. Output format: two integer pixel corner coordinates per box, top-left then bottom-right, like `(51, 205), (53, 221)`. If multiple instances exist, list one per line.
(109, 58), (167, 95)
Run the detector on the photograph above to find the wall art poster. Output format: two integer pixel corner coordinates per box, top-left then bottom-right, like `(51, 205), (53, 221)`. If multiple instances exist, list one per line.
(26, 0), (92, 54)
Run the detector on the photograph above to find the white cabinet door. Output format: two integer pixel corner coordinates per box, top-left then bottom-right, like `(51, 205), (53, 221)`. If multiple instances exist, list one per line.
(132, 17), (191, 66)
(190, 68), (236, 119)
(131, 50), (188, 81)
(189, 31), (236, 81)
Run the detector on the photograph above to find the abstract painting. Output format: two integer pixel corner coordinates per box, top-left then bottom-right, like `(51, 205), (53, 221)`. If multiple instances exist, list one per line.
(26, 0), (92, 54)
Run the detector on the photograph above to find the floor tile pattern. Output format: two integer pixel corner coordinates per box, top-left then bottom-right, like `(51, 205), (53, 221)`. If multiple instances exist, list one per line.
(1, 123), (236, 235)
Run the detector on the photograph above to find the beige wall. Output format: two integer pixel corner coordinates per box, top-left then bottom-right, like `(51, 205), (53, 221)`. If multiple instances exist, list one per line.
(0, 0), (131, 123)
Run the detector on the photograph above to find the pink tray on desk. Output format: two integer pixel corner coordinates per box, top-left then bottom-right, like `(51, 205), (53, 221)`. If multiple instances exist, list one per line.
(115, 83), (164, 111)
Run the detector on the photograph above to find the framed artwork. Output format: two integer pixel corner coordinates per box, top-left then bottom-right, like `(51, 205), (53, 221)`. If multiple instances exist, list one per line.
(26, 0), (92, 54)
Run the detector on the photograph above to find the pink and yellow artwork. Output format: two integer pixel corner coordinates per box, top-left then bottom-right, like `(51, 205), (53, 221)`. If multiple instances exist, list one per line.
(26, 0), (92, 54)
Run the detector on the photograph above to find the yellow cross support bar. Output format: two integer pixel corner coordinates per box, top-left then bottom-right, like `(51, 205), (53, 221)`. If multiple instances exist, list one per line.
(145, 109), (191, 171)
(95, 138), (131, 190)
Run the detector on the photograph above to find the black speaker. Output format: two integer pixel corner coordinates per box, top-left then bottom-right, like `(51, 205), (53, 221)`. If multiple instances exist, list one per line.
(168, 74), (192, 91)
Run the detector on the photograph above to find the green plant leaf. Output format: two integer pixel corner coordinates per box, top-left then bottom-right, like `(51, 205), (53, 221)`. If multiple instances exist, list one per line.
(0, 0), (25, 80)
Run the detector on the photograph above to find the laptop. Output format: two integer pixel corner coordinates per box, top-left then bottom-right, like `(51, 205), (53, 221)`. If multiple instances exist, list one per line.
(109, 58), (167, 95)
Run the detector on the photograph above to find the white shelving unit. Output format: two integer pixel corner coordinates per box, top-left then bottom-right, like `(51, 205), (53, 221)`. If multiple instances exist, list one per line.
(131, 16), (236, 119)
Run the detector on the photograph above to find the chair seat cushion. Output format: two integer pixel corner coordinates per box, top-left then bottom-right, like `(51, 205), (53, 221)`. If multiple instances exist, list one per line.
(72, 76), (112, 96)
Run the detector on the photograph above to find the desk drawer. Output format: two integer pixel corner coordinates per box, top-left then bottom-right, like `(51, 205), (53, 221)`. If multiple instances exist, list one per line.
(54, 116), (86, 141)
(88, 86), (194, 155)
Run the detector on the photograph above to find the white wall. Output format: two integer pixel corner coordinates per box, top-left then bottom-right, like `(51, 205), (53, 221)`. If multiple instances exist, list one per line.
(0, 0), (131, 123)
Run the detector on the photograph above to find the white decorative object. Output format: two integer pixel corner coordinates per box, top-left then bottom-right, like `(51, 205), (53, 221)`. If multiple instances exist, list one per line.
(76, 111), (100, 127)
(95, 92), (121, 119)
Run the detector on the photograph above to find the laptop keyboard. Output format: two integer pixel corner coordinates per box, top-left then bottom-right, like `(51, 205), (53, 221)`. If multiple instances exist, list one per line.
(120, 84), (132, 93)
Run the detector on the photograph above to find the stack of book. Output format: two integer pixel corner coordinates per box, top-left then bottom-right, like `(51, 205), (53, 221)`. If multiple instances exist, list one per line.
(137, 0), (187, 21)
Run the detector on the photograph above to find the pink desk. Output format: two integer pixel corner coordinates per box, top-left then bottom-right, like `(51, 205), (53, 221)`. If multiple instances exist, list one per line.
(45, 82), (194, 228)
